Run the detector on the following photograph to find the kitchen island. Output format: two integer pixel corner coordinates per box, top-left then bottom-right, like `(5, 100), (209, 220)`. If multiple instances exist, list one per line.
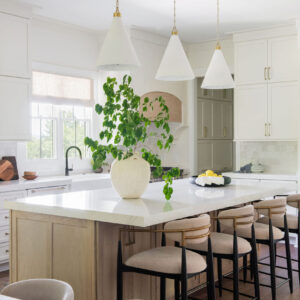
(4, 179), (297, 300)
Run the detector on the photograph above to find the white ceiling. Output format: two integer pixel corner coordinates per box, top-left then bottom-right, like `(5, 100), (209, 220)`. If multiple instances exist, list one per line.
(21, 0), (300, 43)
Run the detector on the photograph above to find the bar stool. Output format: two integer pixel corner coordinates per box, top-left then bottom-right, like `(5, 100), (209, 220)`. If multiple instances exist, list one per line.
(222, 199), (292, 300)
(165, 205), (257, 300)
(257, 194), (300, 283)
(1, 279), (74, 300)
(117, 214), (215, 300)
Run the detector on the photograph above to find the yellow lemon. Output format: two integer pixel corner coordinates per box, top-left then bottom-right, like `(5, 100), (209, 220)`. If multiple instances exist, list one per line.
(205, 170), (214, 177)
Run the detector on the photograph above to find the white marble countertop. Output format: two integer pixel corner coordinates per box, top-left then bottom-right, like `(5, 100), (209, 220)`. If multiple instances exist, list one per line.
(0, 176), (72, 193)
(4, 179), (297, 227)
(222, 172), (297, 181)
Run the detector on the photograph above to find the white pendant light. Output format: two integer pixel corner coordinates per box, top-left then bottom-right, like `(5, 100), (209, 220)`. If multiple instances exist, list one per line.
(156, 0), (194, 81)
(97, 0), (140, 70)
(202, 0), (235, 89)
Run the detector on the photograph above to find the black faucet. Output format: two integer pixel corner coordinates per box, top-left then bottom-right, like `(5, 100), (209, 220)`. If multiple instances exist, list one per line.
(65, 146), (82, 176)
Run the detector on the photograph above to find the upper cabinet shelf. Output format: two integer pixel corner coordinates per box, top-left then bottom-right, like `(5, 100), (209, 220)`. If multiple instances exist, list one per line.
(140, 91), (182, 123)
(0, 12), (31, 79)
(235, 36), (299, 86)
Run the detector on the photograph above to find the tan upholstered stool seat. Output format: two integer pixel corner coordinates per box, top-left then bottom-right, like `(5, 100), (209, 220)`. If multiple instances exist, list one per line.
(186, 232), (252, 255)
(222, 222), (284, 240)
(257, 215), (298, 230)
(125, 246), (206, 274)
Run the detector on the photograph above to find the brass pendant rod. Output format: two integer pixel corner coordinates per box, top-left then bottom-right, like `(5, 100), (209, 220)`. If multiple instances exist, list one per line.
(172, 0), (178, 35)
(114, 0), (121, 17)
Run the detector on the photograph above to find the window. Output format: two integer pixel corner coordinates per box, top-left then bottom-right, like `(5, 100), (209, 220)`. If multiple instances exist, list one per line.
(27, 71), (94, 161)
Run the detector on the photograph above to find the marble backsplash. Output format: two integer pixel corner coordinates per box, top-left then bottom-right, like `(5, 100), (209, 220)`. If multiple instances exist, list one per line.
(239, 141), (297, 174)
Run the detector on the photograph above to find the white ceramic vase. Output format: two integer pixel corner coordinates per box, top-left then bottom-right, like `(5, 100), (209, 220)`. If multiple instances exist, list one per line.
(110, 153), (150, 199)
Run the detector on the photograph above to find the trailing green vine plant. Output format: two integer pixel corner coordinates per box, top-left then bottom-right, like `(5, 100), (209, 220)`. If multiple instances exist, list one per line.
(84, 75), (180, 200)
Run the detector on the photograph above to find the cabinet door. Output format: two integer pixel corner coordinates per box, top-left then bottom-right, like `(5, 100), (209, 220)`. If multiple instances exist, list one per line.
(197, 100), (213, 139)
(235, 40), (268, 85)
(0, 77), (31, 141)
(222, 102), (233, 139)
(268, 36), (299, 83)
(213, 141), (233, 172)
(212, 101), (223, 138)
(268, 82), (299, 140)
(235, 85), (268, 140)
(197, 141), (213, 173)
(0, 13), (30, 78)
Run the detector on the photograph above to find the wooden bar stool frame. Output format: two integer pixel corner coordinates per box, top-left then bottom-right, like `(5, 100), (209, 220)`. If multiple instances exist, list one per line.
(117, 225), (215, 300)
(207, 213), (260, 300)
(249, 203), (293, 300)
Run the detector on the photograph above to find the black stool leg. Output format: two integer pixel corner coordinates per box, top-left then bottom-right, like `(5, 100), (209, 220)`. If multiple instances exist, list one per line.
(217, 257), (223, 296)
(233, 231), (239, 300)
(207, 236), (216, 300)
(243, 255), (247, 282)
(174, 279), (180, 300)
(269, 220), (276, 300)
(181, 247), (187, 300)
(251, 223), (260, 300)
(284, 214), (293, 293)
(117, 241), (123, 300)
(160, 277), (166, 300)
(298, 214), (300, 284)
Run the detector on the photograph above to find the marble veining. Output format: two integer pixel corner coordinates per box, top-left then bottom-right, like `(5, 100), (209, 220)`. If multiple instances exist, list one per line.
(4, 179), (296, 227)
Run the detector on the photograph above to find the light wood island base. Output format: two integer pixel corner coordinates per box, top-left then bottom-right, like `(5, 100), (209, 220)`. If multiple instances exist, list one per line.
(10, 210), (243, 300)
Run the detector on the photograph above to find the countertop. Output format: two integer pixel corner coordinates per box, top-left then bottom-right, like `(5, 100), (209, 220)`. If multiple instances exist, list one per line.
(222, 172), (297, 181)
(0, 173), (111, 193)
(4, 178), (297, 227)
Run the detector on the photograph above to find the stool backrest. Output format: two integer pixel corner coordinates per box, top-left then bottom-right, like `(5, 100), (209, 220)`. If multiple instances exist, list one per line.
(1, 279), (74, 300)
(254, 198), (286, 218)
(287, 194), (300, 209)
(164, 214), (210, 245)
(218, 205), (254, 230)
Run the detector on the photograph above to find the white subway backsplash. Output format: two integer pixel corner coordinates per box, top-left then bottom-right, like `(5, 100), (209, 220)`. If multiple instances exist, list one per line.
(0, 142), (18, 158)
(239, 141), (297, 174)
(240, 142), (298, 174)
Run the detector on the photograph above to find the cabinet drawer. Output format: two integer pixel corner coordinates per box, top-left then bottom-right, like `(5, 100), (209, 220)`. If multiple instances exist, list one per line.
(0, 226), (9, 244)
(0, 190), (27, 210)
(0, 243), (9, 262)
(0, 211), (9, 227)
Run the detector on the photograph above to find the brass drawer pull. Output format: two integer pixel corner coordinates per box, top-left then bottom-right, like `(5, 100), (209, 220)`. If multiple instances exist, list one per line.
(204, 126), (208, 138)
(264, 67), (267, 80)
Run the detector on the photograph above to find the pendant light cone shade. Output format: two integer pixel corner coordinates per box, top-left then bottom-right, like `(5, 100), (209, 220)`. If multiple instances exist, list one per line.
(156, 34), (195, 81)
(97, 16), (140, 70)
(201, 48), (235, 89)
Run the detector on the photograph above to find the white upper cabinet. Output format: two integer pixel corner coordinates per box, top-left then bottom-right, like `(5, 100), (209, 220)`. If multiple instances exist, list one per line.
(0, 12), (30, 79)
(0, 77), (31, 141)
(268, 82), (299, 140)
(235, 85), (268, 140)
(268, 36), (299, 83)
(235, 40), (268, 85)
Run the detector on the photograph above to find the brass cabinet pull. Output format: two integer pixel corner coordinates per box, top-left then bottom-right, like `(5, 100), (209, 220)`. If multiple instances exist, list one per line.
(265, 123), (268, 136)
(268, 123), (272, 136)
(204, 126), (208, 138)
(223, 127), (227, 137)
(264, 67), (267, 80)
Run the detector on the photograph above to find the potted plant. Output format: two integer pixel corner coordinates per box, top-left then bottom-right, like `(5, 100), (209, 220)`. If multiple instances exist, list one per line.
(85, 75), (180, 200)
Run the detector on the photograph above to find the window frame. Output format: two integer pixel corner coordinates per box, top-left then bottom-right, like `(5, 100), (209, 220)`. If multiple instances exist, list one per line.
(18, 63), (100, 176)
